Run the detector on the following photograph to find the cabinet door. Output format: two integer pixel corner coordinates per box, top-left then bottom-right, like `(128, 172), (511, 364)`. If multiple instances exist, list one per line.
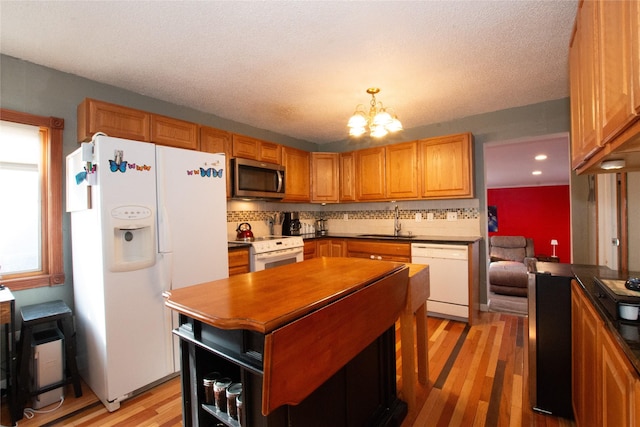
(259, 141), (282, 164)
(232, 134), (281, 164)
(419, 133), (473, 199)
(228, 248), (250, 276)
(570, 30), (585, 169)
(355, 147), (386, 201)
(339, 151), (356, 202)
(634, 0), (640, 114)
(200, 126), (232, 197)
(599, 0), (636, 144)
(571, 282), (600, 427)
(577, 0), (603, 162)
(150, 114), (198, 150)
(232, 134), (260, 160)
(311, 153), (339, 203)
(346, 240), (410, 262)
(318, 239), (347, 257)
(77, 98), (150, 142)
(282, 146), (310, 202)
(303, 240), (317, 260)
(600, 325), (635, 427)
(386, 141), (419, 199)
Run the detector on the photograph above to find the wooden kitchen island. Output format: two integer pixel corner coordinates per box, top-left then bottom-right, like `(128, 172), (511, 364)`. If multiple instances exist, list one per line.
(164, 257), (410, 427)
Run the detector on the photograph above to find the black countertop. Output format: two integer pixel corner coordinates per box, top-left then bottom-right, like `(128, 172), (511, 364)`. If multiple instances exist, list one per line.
(227, 233), (482, 250)
(299, 233), (482, 244)
(571, 264), (640, 375)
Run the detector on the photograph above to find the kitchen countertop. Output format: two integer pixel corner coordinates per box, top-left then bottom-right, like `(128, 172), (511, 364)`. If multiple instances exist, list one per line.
(227, 234), (482, 250)
(571, 264), (640, 375)
(227, 241), (251, 249)
(299, 233), (482, 244)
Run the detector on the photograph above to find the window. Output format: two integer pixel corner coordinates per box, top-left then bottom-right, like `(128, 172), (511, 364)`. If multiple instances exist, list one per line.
(0, 109), (64, 290)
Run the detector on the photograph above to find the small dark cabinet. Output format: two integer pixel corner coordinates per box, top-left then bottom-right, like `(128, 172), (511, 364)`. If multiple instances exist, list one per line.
(175, 314), (406, 427)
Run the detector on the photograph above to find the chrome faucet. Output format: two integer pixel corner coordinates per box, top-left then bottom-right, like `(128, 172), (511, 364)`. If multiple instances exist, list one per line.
(394, 205), (401, 236)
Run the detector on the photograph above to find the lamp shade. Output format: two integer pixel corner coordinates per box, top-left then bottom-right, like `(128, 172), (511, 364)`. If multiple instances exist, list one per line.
(551, 239), (558, 246)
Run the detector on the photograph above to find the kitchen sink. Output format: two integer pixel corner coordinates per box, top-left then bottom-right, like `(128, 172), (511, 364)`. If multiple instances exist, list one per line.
(358, 234), (418, 239)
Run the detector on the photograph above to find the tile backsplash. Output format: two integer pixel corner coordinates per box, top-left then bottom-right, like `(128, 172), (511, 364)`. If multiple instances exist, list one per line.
(227, 199), (481, 240)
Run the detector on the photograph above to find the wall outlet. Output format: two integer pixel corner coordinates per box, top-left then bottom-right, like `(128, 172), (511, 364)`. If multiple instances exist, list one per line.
(447, 211), (458, 221)
(415, 212), (422, 222)
(427, 212), (434, 221)
(343, 213), (348, 221)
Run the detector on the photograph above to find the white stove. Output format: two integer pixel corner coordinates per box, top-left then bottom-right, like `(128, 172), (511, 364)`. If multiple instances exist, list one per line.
(246, 236), (304, 271)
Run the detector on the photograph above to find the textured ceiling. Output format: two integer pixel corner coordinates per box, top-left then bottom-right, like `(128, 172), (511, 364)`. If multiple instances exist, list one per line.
(1, 0), (578, 147)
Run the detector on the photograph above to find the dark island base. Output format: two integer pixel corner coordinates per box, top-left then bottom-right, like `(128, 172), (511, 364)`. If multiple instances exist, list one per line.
(178, 321), (407, 427)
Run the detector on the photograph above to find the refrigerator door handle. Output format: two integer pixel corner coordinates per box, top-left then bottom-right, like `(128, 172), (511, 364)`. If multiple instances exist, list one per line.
(156, 150), (173, 253)
(157, 252), (174, 291)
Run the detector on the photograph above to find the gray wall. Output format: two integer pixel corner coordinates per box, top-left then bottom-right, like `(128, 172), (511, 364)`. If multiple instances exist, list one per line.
(2, 54), (588, 317)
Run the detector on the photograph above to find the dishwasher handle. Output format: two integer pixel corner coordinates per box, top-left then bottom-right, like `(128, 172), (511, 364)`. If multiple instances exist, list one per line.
(411, 243), (468, 260)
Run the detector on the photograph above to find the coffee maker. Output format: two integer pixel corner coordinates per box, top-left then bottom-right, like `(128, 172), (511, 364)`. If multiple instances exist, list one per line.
(282, 212), (301, 236)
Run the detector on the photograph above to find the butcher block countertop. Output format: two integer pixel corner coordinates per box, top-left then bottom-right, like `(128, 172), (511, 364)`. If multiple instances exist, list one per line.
(164, 256), (407, 334)
(165, 257), (410, 415)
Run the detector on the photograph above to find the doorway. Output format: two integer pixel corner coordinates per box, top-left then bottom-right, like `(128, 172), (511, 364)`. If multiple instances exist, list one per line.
(483, 132), (571, 314)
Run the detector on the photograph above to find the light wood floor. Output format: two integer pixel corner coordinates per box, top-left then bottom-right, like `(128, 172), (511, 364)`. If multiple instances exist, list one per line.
(1, 311), (575, 426)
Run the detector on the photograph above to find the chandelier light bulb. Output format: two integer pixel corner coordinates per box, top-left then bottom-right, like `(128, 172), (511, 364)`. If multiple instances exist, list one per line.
(347, 88), (403, 138)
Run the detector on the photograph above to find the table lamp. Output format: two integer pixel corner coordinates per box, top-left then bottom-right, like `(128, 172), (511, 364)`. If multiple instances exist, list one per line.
(551, 239), (558, 257)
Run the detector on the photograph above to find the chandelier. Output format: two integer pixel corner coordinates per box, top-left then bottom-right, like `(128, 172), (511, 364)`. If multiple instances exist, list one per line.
(347, 88), (403, 138)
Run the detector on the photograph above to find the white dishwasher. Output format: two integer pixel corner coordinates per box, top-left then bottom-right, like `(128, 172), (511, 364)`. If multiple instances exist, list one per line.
(411, 243), (469, 320)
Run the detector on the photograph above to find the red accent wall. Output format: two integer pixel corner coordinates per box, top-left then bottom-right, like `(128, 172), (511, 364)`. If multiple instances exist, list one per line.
(487, 185), (571, 263)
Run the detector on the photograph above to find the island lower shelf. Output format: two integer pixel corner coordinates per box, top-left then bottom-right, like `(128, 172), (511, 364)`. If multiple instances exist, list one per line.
(165, 257), (411, 427)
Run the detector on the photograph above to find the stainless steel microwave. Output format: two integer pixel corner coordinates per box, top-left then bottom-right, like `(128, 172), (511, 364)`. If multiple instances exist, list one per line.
(232, 158), (285, 199)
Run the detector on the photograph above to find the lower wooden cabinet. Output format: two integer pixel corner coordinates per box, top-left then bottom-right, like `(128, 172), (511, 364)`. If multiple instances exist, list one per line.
(346, 240), (410, 262)
(228, 247), (250, 276)
(571, 281), (640, 426)
(303, 240), (317, 260)
(571, 280), (600, 426)
(317, 239), (346, 257)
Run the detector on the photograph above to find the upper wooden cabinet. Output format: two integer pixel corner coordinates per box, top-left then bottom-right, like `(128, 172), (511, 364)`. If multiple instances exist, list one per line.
(150, 114), (198, 150)
(352, 133), (472, 202)
(77, 98), (150, 142)
(200, 126), (232, 198)
(570, 0), (602, 169)
(310, 152), (340, 203)
(355, 147), (386, 201)
(634, 0), (640, 115)
(339, 151), (357, 202)
(232, 134), (281, 164)
(570, 0), (640, 173)
(599, 0), (635, 145)
(77, 98), (199, 150)
(281, 146), (310, 202)
(419, 133), (473, 199)
(386, 141), (420, 199)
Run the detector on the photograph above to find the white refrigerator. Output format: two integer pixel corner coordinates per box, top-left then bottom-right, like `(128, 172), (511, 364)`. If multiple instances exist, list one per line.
(67, 135), (229, 412)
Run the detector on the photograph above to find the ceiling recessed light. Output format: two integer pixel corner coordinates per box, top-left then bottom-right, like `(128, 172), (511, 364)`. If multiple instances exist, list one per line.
(600, 159), (625, 170)
(535, 154), (547, 161)
(532, 170), (542, 175)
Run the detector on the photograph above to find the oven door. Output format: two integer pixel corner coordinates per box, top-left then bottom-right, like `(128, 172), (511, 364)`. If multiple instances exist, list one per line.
(251, 247), (304, 272)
